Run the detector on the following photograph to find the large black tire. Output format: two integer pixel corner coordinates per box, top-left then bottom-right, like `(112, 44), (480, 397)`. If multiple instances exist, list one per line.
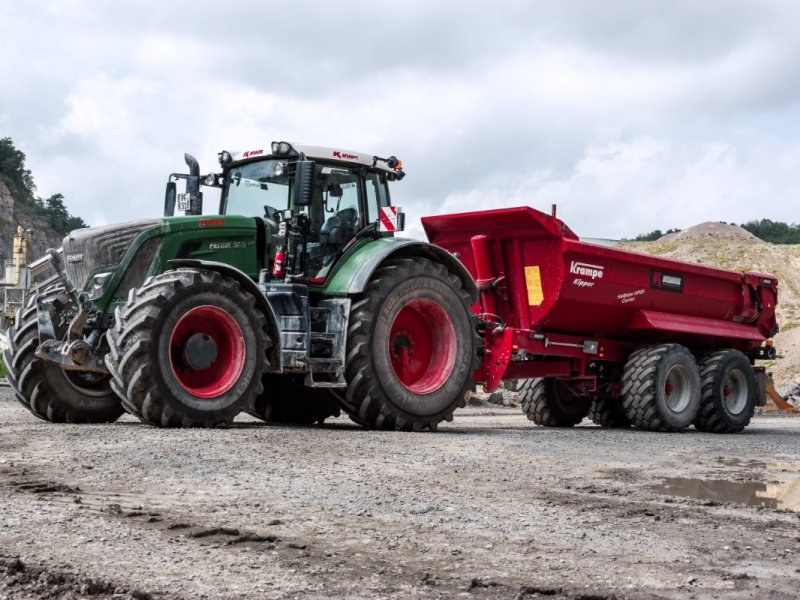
(247, 375), (341, 425)
(588, 396), (631, 428)
(339, 257), (479, 431)
(106, 269), (269, 427)
(3, 286), (123, 423)
(621, 344), (701, 432)
(521, 378), (591, 427)
(694, 350), (756, 433)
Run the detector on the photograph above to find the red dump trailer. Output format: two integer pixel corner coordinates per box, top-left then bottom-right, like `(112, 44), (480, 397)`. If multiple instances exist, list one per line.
(422, 206), (778, 433)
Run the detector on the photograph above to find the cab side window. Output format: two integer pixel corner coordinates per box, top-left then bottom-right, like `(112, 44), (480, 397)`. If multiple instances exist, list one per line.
(304, 167), (363, 278)
(365, 172), (389, 223)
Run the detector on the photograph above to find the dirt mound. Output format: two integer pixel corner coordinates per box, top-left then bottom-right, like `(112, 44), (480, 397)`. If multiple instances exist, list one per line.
(660, 221), (761, 244)
(619, 229), (800, 386)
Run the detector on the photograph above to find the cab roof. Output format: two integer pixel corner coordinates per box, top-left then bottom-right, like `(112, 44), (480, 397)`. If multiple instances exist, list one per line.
(227, 142), (402, 175)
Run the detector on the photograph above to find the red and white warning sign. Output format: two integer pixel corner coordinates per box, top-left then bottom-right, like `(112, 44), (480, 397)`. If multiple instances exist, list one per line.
(379, 206), (400, 232)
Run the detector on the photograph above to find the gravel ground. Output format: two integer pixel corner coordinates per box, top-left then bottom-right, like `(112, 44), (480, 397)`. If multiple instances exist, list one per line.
(1, 389), (799, 600)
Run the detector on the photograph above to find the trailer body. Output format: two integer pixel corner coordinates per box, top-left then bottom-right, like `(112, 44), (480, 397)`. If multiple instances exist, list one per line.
(422, 207), (778, 397)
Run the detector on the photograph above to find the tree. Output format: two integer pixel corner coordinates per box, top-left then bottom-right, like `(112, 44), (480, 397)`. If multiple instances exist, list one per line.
(40, 193), (87, 235)
(740, 219), (800, 244)
(0, 137), (35, 196)
(632, 228), (681, 242)
(0, 137), (89, 233)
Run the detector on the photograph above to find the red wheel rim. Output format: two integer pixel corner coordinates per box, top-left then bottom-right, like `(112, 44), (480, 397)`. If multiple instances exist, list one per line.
(388, 298), (457, 394)
(168, 305), (246, 398)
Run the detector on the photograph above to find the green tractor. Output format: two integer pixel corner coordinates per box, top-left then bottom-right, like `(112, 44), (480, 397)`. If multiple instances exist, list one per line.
(3, 142), (479, 430)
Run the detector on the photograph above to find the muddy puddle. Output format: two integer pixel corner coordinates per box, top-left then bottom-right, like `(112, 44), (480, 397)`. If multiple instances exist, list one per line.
(653, 476), (800, 512)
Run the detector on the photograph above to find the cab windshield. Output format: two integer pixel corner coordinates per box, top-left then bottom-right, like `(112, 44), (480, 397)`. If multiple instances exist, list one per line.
(221, 159), (291, 221)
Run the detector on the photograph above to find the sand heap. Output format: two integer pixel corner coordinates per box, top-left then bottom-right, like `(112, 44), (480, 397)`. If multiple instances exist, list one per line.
(659, 221), (761, 244)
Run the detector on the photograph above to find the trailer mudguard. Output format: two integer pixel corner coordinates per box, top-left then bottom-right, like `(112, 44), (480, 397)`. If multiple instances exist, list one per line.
(324, 237), (478, 302)
(168, 259), (281, 370)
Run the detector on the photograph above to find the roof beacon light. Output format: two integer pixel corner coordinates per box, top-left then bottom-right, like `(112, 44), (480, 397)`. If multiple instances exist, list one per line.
(218, 150), (232, 166)
(386, 156), (402, 169)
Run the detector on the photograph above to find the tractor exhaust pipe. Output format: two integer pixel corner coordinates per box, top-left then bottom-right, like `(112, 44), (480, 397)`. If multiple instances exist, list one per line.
(184, 153), (203, 215)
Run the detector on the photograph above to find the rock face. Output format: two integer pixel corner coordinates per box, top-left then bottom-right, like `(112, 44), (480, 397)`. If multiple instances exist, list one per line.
(0, 180), (64, 270)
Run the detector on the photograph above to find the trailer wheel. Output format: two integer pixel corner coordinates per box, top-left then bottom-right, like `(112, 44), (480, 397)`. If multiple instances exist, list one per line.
(3, 286), (123, 423)
(694, 350), (756, 433)
(106, 269), (269, 427)
(588, 396), (630, 428)
(340, 257), (479, 431)
(247, 375), (341, 425)
(622, 344), (701, 432)
(521, 378), (591, 427)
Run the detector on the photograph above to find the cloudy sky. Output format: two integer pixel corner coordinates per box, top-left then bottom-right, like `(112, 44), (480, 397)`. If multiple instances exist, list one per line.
(2, 1), (800, 239)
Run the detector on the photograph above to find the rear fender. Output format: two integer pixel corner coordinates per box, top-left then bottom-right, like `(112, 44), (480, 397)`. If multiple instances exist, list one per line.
(168, 259), (281, 371)
(324, 237), (478, 302)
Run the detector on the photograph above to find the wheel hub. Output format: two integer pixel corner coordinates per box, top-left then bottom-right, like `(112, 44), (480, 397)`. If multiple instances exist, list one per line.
(721, 370), (748, 414)
(664, 364), (691, 412)
(182, 333), (218, 370)
(168, 305), (246, 399)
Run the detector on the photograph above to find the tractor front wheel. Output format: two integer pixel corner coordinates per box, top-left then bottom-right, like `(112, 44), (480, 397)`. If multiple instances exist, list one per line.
(106, 269), (269, 427)
(3, 286), (122, 423)
(339, 258), (478, 431)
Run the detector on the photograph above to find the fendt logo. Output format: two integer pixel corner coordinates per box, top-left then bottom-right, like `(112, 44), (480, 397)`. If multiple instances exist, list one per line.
(569, 261), (605, 280)
(243, 149), (264, 158)
(333, 150), (358, 160)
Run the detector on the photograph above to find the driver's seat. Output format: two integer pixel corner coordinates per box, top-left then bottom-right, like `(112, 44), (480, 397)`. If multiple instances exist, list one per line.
(320, 207), (358, 265)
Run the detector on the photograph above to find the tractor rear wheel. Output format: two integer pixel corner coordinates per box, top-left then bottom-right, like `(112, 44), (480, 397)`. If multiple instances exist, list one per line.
(588, 396), (630, 428)
(248, 375), (341, 425)
(339, 257), (478, 431)
(621, 344), (701, 432)
(106, 269), (269, 427)
(521, 378), (591, 427)
(694, 350), (756, 433)
(3, 286), (122, 423)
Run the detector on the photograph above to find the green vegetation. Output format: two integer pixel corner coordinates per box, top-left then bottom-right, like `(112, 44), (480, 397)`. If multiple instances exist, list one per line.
(631, 228), (681, 242)
(739, 219), (800, 244)
(0, 137), (34, 197)
(0, 355), (7, 379)
(0, 137), (87, 234)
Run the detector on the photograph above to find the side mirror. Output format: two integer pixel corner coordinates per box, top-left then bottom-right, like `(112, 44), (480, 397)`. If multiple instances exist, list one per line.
(294, 160), (315, 206)
(164, 181), (177, 216)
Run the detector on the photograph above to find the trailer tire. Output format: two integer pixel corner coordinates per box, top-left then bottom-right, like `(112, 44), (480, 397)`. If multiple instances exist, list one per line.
(248, 375), (341, 425)
(588, 396), (630, 428)
(521, 378), (591, 427)
(622, 344), (701, 432)
(340, 257), (479, 431)
(694, 350), (755, 433)
(3, 286), (123, 423)
(106, 269), (269, 427)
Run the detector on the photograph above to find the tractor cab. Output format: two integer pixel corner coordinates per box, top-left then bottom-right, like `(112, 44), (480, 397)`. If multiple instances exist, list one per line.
(165, 141), (406, 283)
